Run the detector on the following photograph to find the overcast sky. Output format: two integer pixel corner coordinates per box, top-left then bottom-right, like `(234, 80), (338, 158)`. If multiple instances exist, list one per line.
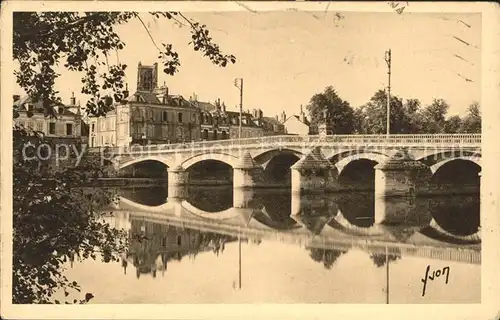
(15, 10), (481, 118)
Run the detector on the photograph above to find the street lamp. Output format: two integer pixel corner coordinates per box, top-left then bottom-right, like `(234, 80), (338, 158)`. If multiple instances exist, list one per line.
(384, 49), (392, 137)
(234, 78), (243, 140)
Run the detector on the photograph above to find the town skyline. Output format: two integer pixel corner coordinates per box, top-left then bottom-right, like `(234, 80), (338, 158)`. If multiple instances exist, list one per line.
(14, 11), (481, 118)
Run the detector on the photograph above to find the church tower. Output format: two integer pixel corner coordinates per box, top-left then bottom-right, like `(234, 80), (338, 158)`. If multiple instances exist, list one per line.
(136, 62), (158, 92)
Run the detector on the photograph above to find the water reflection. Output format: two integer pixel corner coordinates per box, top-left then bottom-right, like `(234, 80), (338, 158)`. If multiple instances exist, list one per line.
(68, 186), (481, 303)
(114, 186), (481, 246)
(126, 219), (238, 279)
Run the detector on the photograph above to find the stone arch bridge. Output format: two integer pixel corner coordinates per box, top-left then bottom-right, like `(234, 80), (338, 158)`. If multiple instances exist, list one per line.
(98, 134), (481, 197)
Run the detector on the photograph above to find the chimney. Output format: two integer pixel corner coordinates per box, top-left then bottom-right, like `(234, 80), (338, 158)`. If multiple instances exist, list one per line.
(275, 114), (279, 122)
(281, 111), (286, 123)
(13, 94), (20, 103)
(258, 109), (263, 119)
(300, 105), (306, 123)
(70, 92), (76, 106)
(222, 102), (226, 112)
(162, 87), (169, 104)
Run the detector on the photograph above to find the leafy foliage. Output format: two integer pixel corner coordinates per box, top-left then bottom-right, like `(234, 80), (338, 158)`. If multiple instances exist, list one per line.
(306, 86), (355, 134)
(306, 87), (481, 134)
(13, 128), (127, 304)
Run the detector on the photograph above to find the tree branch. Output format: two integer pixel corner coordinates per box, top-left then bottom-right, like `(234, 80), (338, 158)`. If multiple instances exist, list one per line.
(134, 13), (161, 52)
(16, 13), (102, 41)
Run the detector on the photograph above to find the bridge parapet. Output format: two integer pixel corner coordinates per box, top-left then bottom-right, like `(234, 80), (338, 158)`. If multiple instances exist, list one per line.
(101, 134), (481, 155)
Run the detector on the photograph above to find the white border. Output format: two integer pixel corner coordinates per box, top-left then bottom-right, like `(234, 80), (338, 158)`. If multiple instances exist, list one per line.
(1, 1), (499, 319)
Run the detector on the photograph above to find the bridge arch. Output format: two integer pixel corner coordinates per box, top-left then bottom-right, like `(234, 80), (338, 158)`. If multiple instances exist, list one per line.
(333, 152), (390, 175)
(333, 152), (390, 190)
(430, 156), (481, 174)
(253, 149), (302, 185)
(118, 156), (172, 171)
(252, 148), (304, 168)
(181, 152), (239, 170)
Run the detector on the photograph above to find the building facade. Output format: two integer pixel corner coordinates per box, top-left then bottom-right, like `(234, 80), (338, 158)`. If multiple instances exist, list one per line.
(88, 62), (201, 147)
(190, 97), (265, 140)
(261, 115), (286, 136)
(13, 93), (84, 140)
(282, 107), (311, 135)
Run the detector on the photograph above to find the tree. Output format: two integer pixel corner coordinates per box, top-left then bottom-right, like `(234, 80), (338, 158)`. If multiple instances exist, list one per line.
(443, 115), (463, 133)
(417, 98), (450, 133)
(460, 102), (481, 133)
(357, 90), (412, 134)
(403, 98), (422, 133)
(12, 12), (236, 304)
(306, 86), (356, 134)
(13, 129), (128, 303)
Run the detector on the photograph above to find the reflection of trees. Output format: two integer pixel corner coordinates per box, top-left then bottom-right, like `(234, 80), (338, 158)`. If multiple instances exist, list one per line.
(308, 248), (347, 269)
(369, 253), (401, 268)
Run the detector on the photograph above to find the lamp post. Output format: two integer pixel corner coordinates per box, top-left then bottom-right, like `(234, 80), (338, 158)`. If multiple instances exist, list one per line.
(234, 78), (243, 140)
(384, 49), (392, 137)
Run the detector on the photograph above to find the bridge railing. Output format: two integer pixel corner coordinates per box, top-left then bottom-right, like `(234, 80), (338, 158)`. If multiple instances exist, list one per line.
(90, 134), (481, 154)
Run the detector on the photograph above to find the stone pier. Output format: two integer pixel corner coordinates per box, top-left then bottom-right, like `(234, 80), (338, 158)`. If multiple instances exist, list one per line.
(374, 149), (432, 198)
(290, 147), (339, 194)
(233, 152), (264, 189)
(167, 165), (188, 199)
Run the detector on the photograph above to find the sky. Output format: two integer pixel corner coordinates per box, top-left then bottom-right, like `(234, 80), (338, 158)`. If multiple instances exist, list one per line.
(14, 10), (481, 118)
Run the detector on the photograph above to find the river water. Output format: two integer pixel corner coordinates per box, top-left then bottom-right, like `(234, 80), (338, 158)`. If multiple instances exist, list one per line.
(63, 186), (481, 304)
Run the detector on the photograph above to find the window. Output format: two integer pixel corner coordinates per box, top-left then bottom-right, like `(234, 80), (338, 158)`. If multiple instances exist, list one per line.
(177, 235), (182, 246)
(91, 137), (95, 147)
(91, 123), (95, 132)
(177, 127), (183, 140)
(162, 111), (168, 122)
(27, 104), (34, 112)
(66, 123), (73, 136)
(213, 130), (218, 140)
(178, 112), (183, 123)
(36, 121), (43, 132)
(202, 129), (208, 140)
(49, 123), (56, 134)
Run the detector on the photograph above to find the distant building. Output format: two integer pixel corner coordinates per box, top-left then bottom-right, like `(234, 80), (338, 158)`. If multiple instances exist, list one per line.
(190, 97), (231, 140)
(13, 93), (84, 141)
(282, 106), (310, 135)
(228, 108), (264, 139)
(88, 62), (201, 147)
(261, 115), (286, 136)
(190, 96), (265, 140)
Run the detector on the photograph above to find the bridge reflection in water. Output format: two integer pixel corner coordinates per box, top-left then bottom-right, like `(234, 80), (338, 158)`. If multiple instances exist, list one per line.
(90, 186), (480, 303)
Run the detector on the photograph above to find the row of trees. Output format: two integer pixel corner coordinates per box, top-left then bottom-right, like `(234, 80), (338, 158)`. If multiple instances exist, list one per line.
(307, 86), (481, 135)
